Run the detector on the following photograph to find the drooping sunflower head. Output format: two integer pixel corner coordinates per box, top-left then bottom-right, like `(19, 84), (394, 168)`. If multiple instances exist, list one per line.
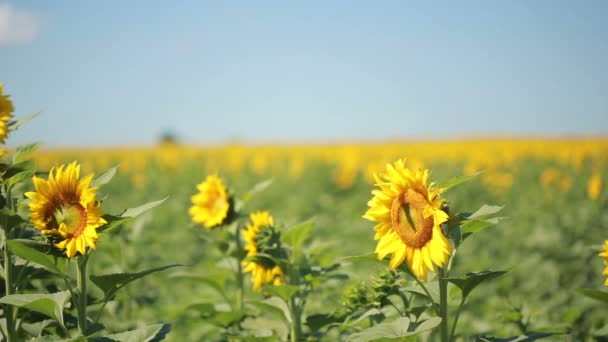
(25, 161), (107, 258)
(0, 83), (14, 144)
(242, 211), (285, 290)
(363, 159), (451, 281)
(189, 175), (231, 229)
(599, 240), (608, 286)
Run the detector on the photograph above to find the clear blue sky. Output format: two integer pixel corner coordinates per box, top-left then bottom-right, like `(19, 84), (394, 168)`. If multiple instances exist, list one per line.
(1, 0), (607, 146)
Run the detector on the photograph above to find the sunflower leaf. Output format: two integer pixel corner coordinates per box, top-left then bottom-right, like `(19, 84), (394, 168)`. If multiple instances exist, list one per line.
(263, 284), (299, 302)
(90, 264), (182, 300)
(13, 142), (43, 163)
(95, 323), (172, 342)
(4, 159), (36, 188)
(120, 197), (168, 218)
(477, 332), (558, 341)
(242, 178), (273, 203)
(9, 111), (40, 131)
(348, 316), (441, 341)
(90, 165), (118, 188)
(437, 172), (482, 192)
(577, 288), (608, 303)
(98, 197), (168, 233)
(281, 219), (315, 252)
(466, 205), (504, 220)
(248, 299), (291, 325)
(0, 291), (70, 326)
(460, 217), (504, 235)
(7, 240), (69, 276)
(446, 270), (508, 300)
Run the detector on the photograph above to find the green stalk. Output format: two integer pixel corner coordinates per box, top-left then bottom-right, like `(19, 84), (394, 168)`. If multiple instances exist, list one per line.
(449, 297), (465, 342)
(289, 296), (301, 342)
(439, 267), (449, 342)
(76, 255), (89, 336)
(3, 186), (15, 342)
(234, 222), (244, 311)
(3, 235), (15, 342)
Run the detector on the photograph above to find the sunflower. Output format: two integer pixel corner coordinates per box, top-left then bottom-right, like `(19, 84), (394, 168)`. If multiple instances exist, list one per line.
(25, 162), (106, 258)
(189, 175), (230, 229)
(0, 83), (14, 144)
(600, 240), (608, 286)
(363, 159), (450, 281)
(242, 211), (285, 290)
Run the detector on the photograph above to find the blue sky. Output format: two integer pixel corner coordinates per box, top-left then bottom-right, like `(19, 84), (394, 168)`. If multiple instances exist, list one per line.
(1, 1), (607, 146)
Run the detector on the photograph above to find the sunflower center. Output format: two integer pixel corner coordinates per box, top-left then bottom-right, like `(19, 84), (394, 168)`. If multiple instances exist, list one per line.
(390, 188), (434, 248)
(52, 203), (87, 237)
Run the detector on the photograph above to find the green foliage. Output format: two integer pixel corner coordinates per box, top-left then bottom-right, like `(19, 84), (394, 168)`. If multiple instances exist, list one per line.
(7, 239), (69, 276)
(0, 291), (71, 326)
(90, 264), (182, 300)
(348, 316), (441, 341)
(447, 270), (509, 300)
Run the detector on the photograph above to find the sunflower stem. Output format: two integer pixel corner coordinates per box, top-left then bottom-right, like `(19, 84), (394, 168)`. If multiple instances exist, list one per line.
(3, 233), (15, 342)
(76, 255), (89, 336)
(2, 187), (16, 342)
(439, 267), (449, 342)
(234, 222), (244, 311)
(289, 296), (301, 342)
(449, 297), (465, 342)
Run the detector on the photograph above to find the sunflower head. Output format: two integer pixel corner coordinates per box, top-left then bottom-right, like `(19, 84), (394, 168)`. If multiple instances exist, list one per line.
(0, 83), (14, 144)
(599, 240), (608, 286)
(363, 159), (451, 281)
(189, 175), (231, 229)
(242, 211), (286, 290)
(25, 161), (106, 258)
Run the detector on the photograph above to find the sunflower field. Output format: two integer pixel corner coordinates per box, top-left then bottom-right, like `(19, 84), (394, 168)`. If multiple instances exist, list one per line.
(0, 84), (607, 341)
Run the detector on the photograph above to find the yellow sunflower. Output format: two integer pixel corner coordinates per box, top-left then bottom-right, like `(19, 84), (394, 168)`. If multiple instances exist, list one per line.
(363, 159), (450, 281)
(25, 162), (106, 258)
(242, 211), (285, 290)
(0, 83), (14, 144)
(600, 240), (608, 286)
(189, 175), (230, 229)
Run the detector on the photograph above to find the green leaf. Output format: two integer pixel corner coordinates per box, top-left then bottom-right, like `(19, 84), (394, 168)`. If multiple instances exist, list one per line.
(4, 159), (36, 188)
(466, 205), (504, 220)
(170, 272), (228, 300)
(90, 264), (181, 299)
(100, 323), (171, 342)
(248, 299), (291, 325)
(446, 270), (508, 299)
(90, 166), (118, 188)
(578, 288), (608, 303)
(281, 219), (314, 251)
(13, 142), (43, 163)
(477, 332), (556, 341)
(348, 316), (441, 341)
(460, 217), (503, 235)
(437, 172), (481, 192)
(120, 197), (168, 218)
(0, 208), (25, 230)
(0, 291), (70, 326)
(263, 284), (299, 302)
(7, 240), (68, 276)
(341, 253), (383, 265)
(242, 179), (273, 203)
(98, 197), (168, 233)
(9, 111), (40, 131)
